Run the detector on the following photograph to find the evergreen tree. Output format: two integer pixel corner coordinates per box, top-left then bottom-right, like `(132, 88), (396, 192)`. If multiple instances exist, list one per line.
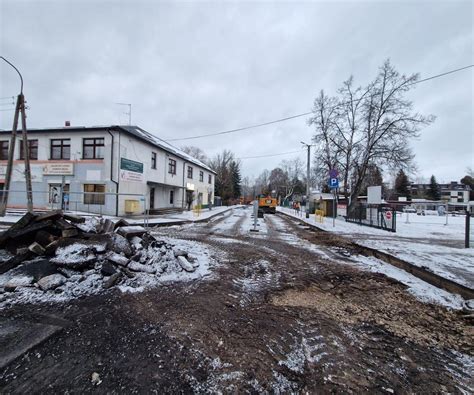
(427, 175), (441, 200)
(230, 160), (242, 198)
(461, 174), (474, 200)
(394, 169), (411, 200)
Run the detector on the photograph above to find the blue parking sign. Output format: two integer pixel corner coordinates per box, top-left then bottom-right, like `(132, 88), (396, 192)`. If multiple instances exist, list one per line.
(328, 178), (339, 188)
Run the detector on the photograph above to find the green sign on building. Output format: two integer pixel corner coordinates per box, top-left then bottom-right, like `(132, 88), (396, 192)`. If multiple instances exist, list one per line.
(120, 158), (143, 173)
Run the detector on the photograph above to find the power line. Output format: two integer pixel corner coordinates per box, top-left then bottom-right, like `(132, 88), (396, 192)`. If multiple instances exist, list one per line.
(168, 112), (312, 142)
(237, 149), (303, 160)
(409, 64), (473, 85)
(165, 64), (473, 142)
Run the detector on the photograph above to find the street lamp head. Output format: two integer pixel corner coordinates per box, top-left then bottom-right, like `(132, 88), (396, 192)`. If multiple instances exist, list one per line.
(1, 56), (23, 94)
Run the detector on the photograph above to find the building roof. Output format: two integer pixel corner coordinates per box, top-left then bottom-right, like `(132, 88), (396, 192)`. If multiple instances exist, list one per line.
(0, 125), (215, 174)
(410, 181), (470, 191)
(118, 126), (214, 173)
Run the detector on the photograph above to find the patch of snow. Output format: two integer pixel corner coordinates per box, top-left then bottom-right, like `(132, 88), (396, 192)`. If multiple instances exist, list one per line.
(445, 351), (474, 394)
(272, 370), (299, 393)
(233, 259), (280, 307)
(51, 243), (103, 267)
(278, 336), (327, 374)
(347, 255), (466, 310)
(76, 217), (100, 233)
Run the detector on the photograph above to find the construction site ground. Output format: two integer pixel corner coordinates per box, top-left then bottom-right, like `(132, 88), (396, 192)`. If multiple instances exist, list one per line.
(0, 207), (473, 393)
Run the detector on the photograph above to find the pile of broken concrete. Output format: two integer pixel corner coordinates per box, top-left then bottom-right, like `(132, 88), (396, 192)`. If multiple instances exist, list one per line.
(0, 211), (201, 300)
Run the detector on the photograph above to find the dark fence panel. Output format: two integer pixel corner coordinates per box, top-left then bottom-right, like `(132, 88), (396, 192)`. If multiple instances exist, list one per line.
(346, 204), (396, 232)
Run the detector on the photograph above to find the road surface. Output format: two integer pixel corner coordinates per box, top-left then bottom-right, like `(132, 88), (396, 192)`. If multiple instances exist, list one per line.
(1, 207), (472, 393)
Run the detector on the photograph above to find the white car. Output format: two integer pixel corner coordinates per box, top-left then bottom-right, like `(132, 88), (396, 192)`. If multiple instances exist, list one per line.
(421, 209), (439, 216)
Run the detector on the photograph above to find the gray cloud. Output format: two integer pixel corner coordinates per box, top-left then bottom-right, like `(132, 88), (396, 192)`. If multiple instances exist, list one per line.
(1, 0), (472, 183)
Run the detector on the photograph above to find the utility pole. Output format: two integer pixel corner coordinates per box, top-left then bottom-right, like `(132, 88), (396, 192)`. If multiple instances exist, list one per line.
(0, 57), (33, 214)
(115, 102), (132, 125)
(301, 141), (311, 218)
(1, 94), (20, 215)
(19, 94), (33, 212)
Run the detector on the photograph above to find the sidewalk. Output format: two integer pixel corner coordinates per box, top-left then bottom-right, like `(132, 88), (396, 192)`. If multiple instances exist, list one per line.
(278, 207), (474, 291)
(0, 206), (234, 227)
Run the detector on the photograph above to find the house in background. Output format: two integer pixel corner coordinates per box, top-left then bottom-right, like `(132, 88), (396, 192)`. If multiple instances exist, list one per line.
(410, 181), (471, 204)
(0, 125), (215, 216)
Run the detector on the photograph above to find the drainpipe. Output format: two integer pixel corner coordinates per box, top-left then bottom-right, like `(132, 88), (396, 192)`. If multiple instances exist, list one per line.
(182, 161), (186, 209)
(107, 129), (119, 216)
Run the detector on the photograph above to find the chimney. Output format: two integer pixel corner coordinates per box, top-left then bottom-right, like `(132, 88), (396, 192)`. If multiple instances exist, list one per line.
(65, 121), (71, 127)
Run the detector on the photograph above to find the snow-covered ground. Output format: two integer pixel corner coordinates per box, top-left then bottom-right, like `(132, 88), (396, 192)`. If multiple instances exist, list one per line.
(278, 207), (474, 290)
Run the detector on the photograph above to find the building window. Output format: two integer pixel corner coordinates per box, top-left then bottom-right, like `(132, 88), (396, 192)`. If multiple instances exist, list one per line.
(208, 174), (212, 184)
(187, 166), (193, 179)
(151, 152), (157, 169)
(19, 140), (38, 160)
(168, 158), (176, 174)
(199, 171), (204, 182)
(50, 139), (71, 160)
(84, 184), (105, 205)
(169, 190), (174, 204)
(83, 138), (104, 159)
(0, 141), (9, 160)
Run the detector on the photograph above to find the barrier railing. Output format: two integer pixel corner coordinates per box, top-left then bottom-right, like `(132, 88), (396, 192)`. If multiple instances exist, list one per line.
(315, 209), (325, 223)
(0, 189), (149, 226)
(346, 204), (396, 232)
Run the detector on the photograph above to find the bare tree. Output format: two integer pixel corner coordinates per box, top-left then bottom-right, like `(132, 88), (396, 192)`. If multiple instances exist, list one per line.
(254, 169), (270, 195)
(278, 157), (306, 199)
(268, 168), (289, 198)
(309, 60), (434, 210)
(208, 150), (235, 203)
(181, 146), (208, 164)
(280, 157), (304, 181)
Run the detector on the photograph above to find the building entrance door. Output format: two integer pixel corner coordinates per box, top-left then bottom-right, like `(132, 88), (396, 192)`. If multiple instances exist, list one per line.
(49, 184), (70, 210)
(186, 190), (193, 210)
(150, 187), (155, 210)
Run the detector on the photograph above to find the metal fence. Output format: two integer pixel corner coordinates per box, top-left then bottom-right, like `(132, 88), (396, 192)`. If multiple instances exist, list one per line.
(466, 212), (473, 248)
(346, 204), (396, 232)
(0, 189), (149, 225)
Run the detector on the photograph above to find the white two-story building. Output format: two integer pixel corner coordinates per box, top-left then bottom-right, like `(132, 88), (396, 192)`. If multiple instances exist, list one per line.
(0, 125), (215, 216)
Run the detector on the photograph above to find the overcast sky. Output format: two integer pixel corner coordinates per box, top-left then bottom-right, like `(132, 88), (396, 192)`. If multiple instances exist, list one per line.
(1, 0), (472, 184)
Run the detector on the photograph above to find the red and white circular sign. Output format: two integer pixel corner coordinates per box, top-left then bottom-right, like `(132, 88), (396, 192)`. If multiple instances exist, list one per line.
(385, 211), (392, 220)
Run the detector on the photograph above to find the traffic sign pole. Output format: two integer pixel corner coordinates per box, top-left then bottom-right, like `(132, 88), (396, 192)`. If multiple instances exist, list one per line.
(333, 188), (336, 227)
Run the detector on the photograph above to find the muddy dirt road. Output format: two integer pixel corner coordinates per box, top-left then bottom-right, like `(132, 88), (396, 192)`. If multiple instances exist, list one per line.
(1, 207), (473, 393)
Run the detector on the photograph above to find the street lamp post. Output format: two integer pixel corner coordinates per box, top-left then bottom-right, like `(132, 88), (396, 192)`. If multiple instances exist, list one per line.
(301, 141), (311, 218)
(0, 57), (33, 215)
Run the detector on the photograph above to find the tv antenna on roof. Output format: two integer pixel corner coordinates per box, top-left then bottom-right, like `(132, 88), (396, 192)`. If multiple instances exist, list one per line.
(115, 102), (132, 125)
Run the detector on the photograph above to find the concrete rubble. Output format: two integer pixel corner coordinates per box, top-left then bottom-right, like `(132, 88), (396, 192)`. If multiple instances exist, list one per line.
(0, 211), (201, 298)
